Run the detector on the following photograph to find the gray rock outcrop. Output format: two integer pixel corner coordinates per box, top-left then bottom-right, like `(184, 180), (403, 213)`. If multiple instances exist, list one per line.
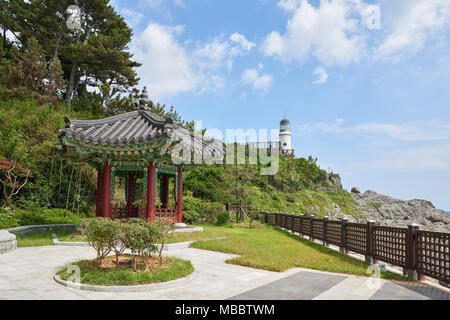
(351, 187), (361, 194)
(327, 173), (342, 189)
(351, 190), (450, 232)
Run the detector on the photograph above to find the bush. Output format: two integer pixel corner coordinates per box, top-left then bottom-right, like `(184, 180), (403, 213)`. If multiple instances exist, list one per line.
(215, 212), (230, 226)
(0, 207), (20, 229)
(80, 218), (117, 266)
(182, 194), (226, 225)
(80, 217), (175, 272)
(122, 221), (158, 271)
(0, 205), (82, 229)
(16, 208), (81, 225)
(201, 201), (226, 225)
(182, 211), (201, 225)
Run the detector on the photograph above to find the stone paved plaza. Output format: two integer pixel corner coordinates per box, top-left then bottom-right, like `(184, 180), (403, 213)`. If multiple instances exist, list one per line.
(0, 245), (448, 300)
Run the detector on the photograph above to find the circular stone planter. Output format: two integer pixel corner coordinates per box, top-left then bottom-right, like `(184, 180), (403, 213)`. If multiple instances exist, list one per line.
(54, 270), (197, 292)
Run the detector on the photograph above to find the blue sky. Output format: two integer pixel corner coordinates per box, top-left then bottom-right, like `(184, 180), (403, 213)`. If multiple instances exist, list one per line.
(110, 0), (450, 210)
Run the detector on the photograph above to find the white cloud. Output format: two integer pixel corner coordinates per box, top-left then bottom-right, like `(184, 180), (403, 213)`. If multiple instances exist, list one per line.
(132, 24), (255, 98)
(262, 0), (367, 66)
(300, 119), (450, 173)
(375, 0), (450, 61)
(312, 66), (328, 84)
(5, 30), (17, 43)
(367, 144), (450, 172)
(242, 65), (274, 93)
(121, 9), (144, 28)
(230, 33), (256, 53)
(131, 24), (200, 99)
(192, 33), (254, 73)
(299, 119), (450, 142)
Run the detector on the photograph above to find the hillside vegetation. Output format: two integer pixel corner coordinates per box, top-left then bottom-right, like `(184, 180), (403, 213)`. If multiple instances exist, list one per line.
(184, 157), (358, 219)
(0, 1), (358, 228)
(0, 94), (359, 227)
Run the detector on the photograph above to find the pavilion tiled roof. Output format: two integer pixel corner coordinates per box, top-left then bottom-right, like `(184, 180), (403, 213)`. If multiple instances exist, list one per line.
(57, 88), (224, 159)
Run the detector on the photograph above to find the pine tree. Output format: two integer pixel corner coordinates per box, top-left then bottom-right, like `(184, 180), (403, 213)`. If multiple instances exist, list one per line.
(46, 57), (66, 96)
(1, 0), (140, 107)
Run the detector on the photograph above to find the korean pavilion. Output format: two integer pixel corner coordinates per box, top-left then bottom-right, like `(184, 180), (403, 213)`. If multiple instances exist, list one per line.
(56, 87), (222, 223)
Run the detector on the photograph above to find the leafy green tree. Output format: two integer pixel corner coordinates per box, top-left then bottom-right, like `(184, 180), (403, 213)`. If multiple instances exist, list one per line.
(0, 0), (141, 107)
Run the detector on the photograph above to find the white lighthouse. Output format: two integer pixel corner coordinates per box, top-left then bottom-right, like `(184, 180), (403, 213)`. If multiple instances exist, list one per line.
(279, 117), (294, 156)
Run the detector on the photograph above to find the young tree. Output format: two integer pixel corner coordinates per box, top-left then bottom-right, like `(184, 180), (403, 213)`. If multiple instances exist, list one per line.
(0, 159), (34, 207)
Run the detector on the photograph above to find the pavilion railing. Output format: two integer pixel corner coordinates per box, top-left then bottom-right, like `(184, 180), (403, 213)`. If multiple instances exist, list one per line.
(155, 208), (178, 220)
(111, 205), (145, 219)
(260, 212), (450, 284)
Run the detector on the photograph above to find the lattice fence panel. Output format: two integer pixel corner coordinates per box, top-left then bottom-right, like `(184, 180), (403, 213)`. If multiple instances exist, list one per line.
(346, 223), (367, 255)
(268, 214), (276, 225)
(312, 219), (324, 240)
(416, 231), (450, 283)
(301, 218), (311, 236)
(326, 221), (342, 246)
(293, 216), (301, 233)
(373, 226), (407, 268)
(280, 214), (287, 228)
(286, 215), (294, 231)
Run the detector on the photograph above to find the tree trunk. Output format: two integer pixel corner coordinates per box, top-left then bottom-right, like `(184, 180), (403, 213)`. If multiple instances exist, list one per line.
(159, 240), (166, 264)
(54, 30), (63, 58)
(66, 62), (79, 106)
(2, 27), (6, 50)
(65, 164), (74, 211)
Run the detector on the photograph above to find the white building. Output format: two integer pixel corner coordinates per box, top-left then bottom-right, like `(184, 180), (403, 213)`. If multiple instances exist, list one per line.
(279, 117), (294, 156)
(246, 116), (294, 157)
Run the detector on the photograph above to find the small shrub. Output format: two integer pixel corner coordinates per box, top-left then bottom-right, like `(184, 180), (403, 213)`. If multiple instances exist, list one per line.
(123, 221), (157, 271)
(183, 194), (226, 225)
(152, 218), (175, 262)
(80, 218), (117, 267)
(80, 217), (176, 272)
(182, 210), (201, 224)
(0, 206), (20, 229)
(201, 201), (226, 225)
(215, 212), (230, 226)
(15, 208), (81, 225)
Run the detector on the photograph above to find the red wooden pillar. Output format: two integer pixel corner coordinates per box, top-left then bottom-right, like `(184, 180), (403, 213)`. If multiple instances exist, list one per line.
(127, 172), (135, 218)
(101, 164), (112, 218)
(146, 163), (156, 220)
(176, 167), (183, 223)
(96, 169), (103, 217)
(161, 174), (170, 209)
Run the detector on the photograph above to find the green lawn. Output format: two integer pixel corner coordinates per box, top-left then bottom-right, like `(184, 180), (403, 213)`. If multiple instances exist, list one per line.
(16, 228), (76, 247)
(191, 224), (408, 280)
(167, 227), (226, 243)
(57, 256), (194, 286)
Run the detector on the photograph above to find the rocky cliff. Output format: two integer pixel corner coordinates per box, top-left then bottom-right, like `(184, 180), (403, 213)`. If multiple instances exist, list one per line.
(349, 189), (450, 232)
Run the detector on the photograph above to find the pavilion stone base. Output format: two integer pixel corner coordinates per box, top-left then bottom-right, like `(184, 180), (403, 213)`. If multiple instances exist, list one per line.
(170, 224), (203, 234)
(0, 230), (17, 254)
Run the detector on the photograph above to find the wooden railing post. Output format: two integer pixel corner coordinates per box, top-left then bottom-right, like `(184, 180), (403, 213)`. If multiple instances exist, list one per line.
(289, 212), (294, 231)
(365, 220), (376, 264)
(323, 216), (329, 247)
(299, 214), (304, 237)
(292, 213), (298, 234)
(310, 215), (315, 241)
(406, 223), (419, 280)
(340, 218), (348, 253)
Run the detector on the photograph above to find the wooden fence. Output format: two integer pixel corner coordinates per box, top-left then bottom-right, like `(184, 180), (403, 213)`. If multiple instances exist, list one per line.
(261, 212), (450, 284)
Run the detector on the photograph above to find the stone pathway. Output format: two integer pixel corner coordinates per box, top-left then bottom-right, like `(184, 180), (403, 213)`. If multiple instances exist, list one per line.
(0, 246), (448, 300)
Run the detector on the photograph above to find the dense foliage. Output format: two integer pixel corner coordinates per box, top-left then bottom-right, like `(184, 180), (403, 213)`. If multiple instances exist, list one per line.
(80, 217), (175, 271)
(0, 0), (358, 228)
(183, 156), (356, 217)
